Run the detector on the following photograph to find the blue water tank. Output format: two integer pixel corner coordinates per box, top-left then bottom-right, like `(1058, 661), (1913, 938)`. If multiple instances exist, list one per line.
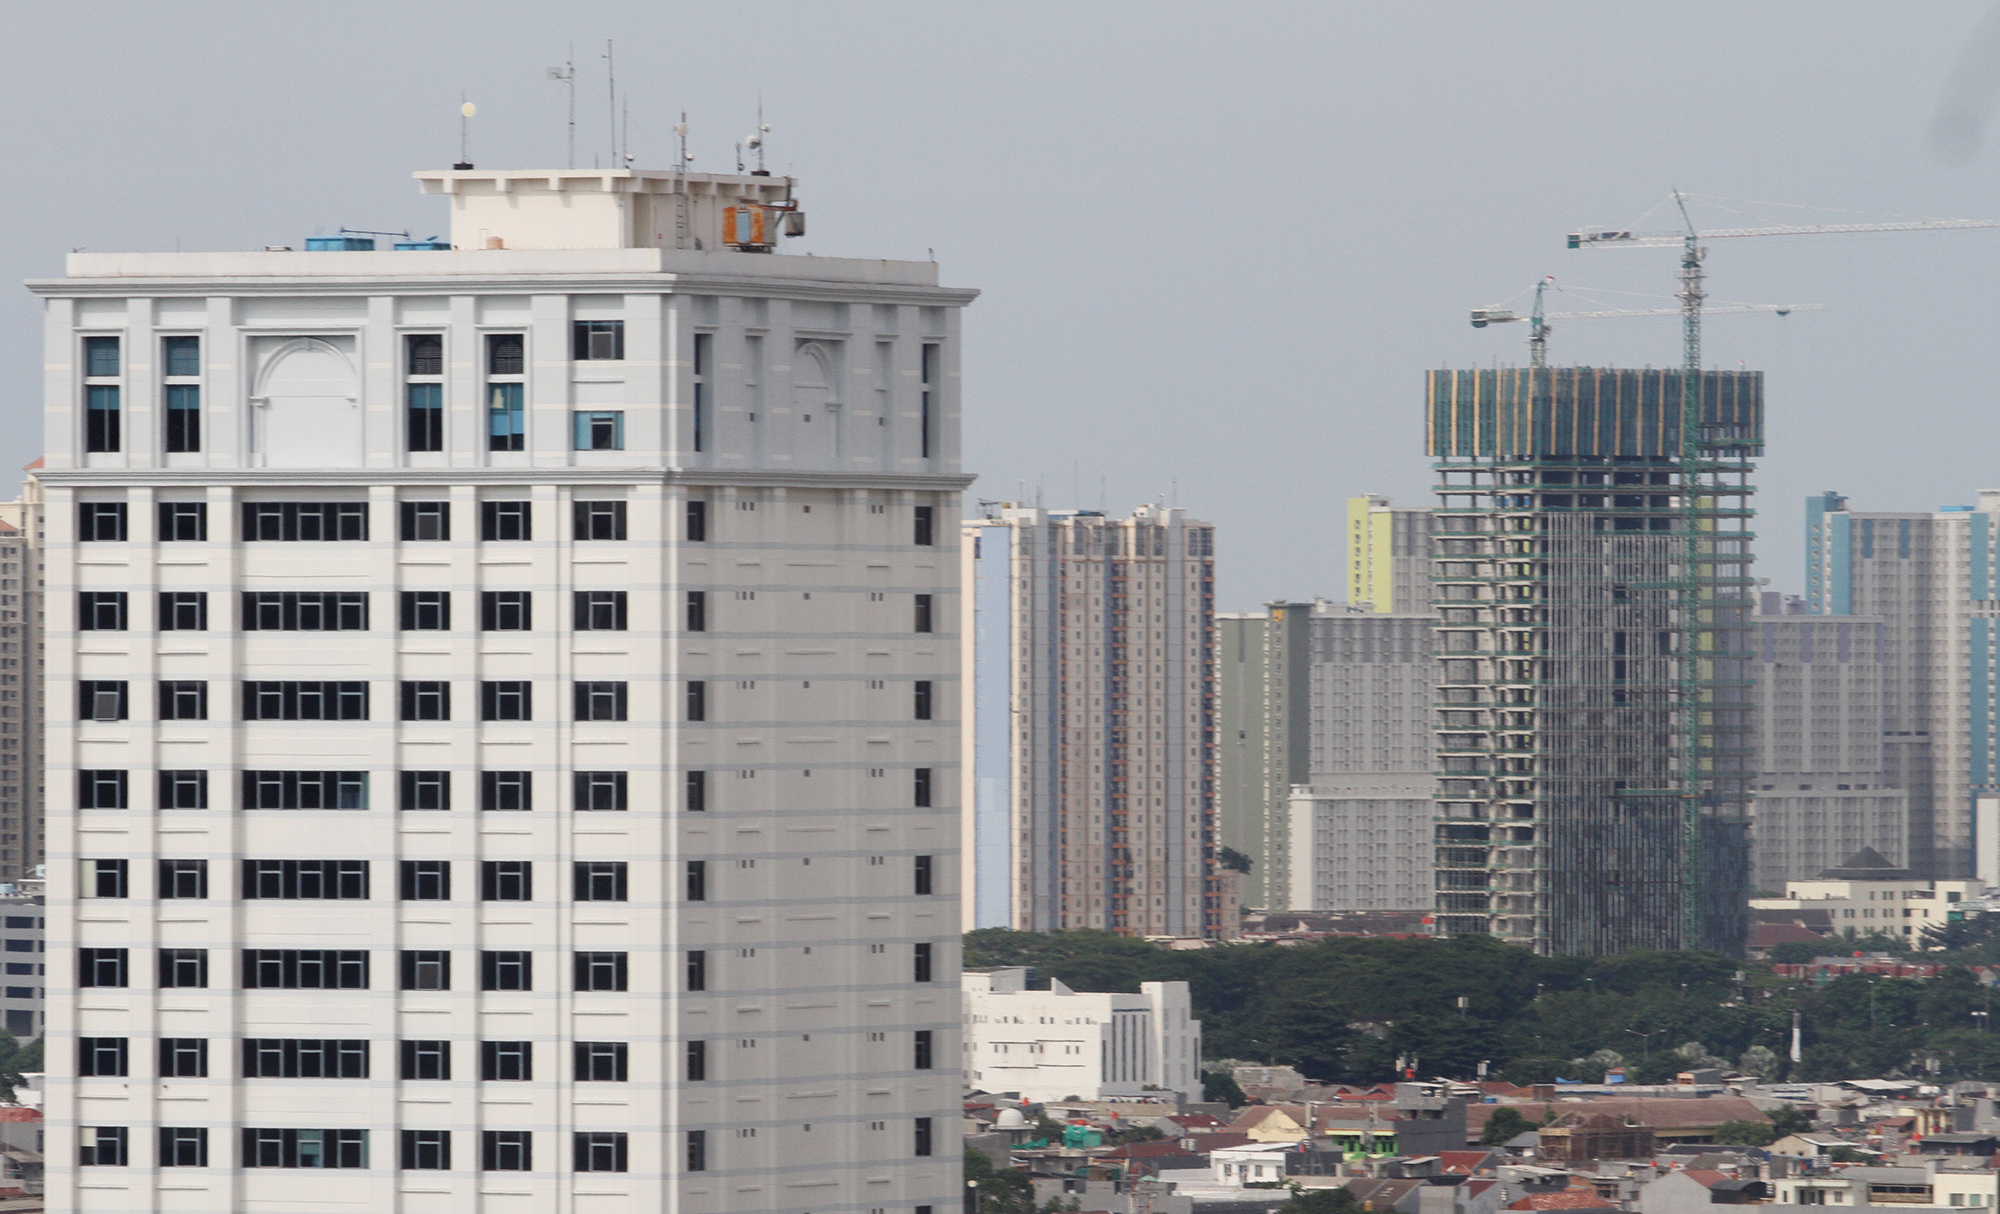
(305, 236), (374, 251)
(394, 241), (452, 251)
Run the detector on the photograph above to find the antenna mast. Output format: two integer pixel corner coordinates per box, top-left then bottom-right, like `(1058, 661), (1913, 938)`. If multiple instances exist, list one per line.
(547, 47), (576, 169)
(674, 113), (691, 249)
(603, 39), (618, 164)
(455, 96), (476, 170)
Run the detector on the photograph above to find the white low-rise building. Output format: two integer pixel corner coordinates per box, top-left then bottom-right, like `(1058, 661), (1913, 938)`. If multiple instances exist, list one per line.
(962, 966), (1200, 1102)
(1749, 847), (1981, 940)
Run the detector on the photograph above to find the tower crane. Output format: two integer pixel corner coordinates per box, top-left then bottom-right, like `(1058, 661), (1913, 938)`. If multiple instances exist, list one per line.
(1469, 275), (1821, 367)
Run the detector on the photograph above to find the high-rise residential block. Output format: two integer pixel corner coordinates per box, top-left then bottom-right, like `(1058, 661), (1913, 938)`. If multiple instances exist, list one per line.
(42, 166), (972, 1211)
(960, 506), (1222, 937)
(1347, 495), (1433, 614)
(1216, 602), (1313, 909)
(0, 495), (42, 883)
(1428, 368), (1757, 955)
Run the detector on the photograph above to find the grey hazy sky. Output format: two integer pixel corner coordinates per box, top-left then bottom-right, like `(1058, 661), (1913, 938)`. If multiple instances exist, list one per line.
(3, 1), (1997, 609)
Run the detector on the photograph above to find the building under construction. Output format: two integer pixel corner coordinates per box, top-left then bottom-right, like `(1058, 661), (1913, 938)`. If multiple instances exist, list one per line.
(1428, 367), (1757, 955)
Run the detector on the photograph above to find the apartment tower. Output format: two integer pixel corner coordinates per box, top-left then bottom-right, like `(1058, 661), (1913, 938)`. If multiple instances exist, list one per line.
(1347, 494), (1434, 614)
(43, 166), (972, 1211)
(0, 496), (42, 883)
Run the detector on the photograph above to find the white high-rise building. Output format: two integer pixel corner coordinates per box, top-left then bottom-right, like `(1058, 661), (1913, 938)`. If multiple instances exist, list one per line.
(42, 166), (973, 1211)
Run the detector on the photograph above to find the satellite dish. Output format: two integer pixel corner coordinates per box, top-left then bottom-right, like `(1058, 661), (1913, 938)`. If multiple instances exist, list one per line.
(461, 102), (477, 118)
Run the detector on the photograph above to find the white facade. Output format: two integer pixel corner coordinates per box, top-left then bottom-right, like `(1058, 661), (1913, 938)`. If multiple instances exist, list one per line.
(1751, 864), (1980, 941)
(960, 967), (1199, 1103)
(42, 167), (973, 1212)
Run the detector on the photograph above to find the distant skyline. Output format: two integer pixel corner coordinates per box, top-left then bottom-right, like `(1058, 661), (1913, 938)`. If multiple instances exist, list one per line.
(2, 2), (1998, 607)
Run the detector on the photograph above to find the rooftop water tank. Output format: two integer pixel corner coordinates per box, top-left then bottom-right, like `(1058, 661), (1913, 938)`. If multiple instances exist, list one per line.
(305, 235), (374, 251)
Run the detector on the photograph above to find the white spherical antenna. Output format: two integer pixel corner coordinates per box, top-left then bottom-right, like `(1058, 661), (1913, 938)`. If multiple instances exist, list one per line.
(461, 101), (477, 118)
(746, 133), (762, 149)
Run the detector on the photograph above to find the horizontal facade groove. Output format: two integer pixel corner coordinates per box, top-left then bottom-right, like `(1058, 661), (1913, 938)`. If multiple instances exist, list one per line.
(36, 468), (979, 491)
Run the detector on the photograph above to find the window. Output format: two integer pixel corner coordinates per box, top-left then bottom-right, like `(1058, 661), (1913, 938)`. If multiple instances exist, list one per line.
(165, 384), (201, 453)
(692, 332), (711, 452)
(399, 591), (451, 631)
(914, 504), (935, 546)
(80, 769), (128, 809)
(407, 333), (444, 376)
(487, 335), (525, 451)
(159, 681), (208, 721)
(575, 952), (627, 992)
(481, 950), (532, 991)
(159, 1039), (208, 1078)
(400, 951), (450, 991)
(480, 1041), (533, 1081)
(86, 858), (128, 898)
(399, 860), (450, 901)
(575, 862), (627, 902)
(81, 681), (128, 722)
(914, 593), (933, 633)
(162, 334), (200, 377)
(243, 1128), (368, 1169)
(686, 949), (707, 992)
(85, 383), (121, 453)
(157, 501), (206, 541)
(242, 681), (369, 720)
(241, 1039), (369, 1079)
(577, 1041), (627, 1082)
(914, 681), (933, 720)
(481, 682), (532, 721)
(686, 590), (707, 632)
(79, 501), (127, 541)
(574, 500), (627, 540)
(686, 498), (707, 541)
(79, 1036), (128, 1077)
(480, 771), (532, 811)
(80, 948), (129, 988)
(159, 859), (208, 899)
(241, 771), (368, 810)
(240, 502), (368, 541)
(399, 1040), (451, 1081)
(687, 1129), (707, 1172)
(241, 950), (369, 989)
(920, 343), (938, 459)
(914, 942), (933, 983)
(574, 411), (624, 450)
(685, 860), (707, 902)
(482, 1131), (532, 1172)
(914, 768), (932, 808)
(686, 681), (707, 722)
(159, 1127), (208, 1168)
(575, 681), (627, 721)
(243, 860), (369, 900)
(399, 770), (450, 811)
(158, 592), (207, 631)
(685, 769), (707, 812)
(573, 320), (625, 360)
(575, 1132), (628, 1173)
(683, 1039), (709, 1082)
(914, 1117), (934, 1157)
(79, 1126), (128, 1167)
(400, 1129), (450, 1171)
(158, 770), (208, 810)
(242, 592), (368, 631)
(914, 1030), (933, 1070)
(915, 855), (934, 896)
(406, 385), (443, 454)
(79, 591), (127, 631)
(480, 591), (531, 631)
(574, 771), (627, 811)
(480, 500), (531, 541)
(575, 590), (627, 631)
(400, 681), (452, 722)
(399, 501), (450, 540)
(159, 949), (208, 989)
(481, 861), (532, 902)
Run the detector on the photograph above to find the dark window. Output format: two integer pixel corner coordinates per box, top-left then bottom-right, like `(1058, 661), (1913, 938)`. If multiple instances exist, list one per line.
(685, 590), (707, 632)
(686, 950), (707, 992)
(481, 950), (532, 991)
(240, 502), (368, 541)
(685, 860), (707, 903)
(400, 951), (450, 991)
(575, 590), (627, 631)
(159, 1038), (208, 1078)
(482, 1130), (532, 1172)
(242, 860), (369, 900)
(158, 770), (208, 810)
(914, 767), (932, 807)
(159, 1127), (208, 1168)
(915, 1117), (934, 1157)
(575, 1132), (628, 1174)
(914, 504), (935, 546)
(692, 334), (710, 452)
(914, 593), (933, 633)
(576, 1041), (627, 1082)
(78, 502), (127, 542)
(400, 1129), (450, 1171)
(400, 860), (450, 901)
(165, 384), (201, 452)
(915, 855), (934, 896)
(79, 591), (127, 631)
(406, 384), (443, 451)
(914, 942), (933, 983)
(481, 1040), (533, 1081)
(162, 334), (200, 376)
(573, 771), (627, 811)
(480, 591), (531, 631)
(575, 410), (623, 450)
(81, 681), (128, 722)
(399, 591), (450, 631)
(685, 1039), (708, 1081)
(85, 384), (121, 452)
(240, 771), (368, 810)
(158, 592), (207, 631)
(575, 952), (627, 992)
(242, 681), (369, 721)
(159, 681), (208, 721)
(575, 681), (627, 721)
(79, 1126), (128, 1167)
(400, 501), (450, 541)
(686, 499), (707, 541)
(406, 333), (443, 376)
(242, 1128), (368, 1168)
(400, 681), (452, 722)
(481, 861), (532, 902)
(574, 862), (627, 902)
(486, 333), (524, 376)
(79, 1036), (128, 1077)
(920, 342), (938, 459)
(686, 681), (707, 722)
(914, 681), (933, 720)
(480, 682), (532, 721)
(158, 859), (208, 899)
(480, 771), (532, 811)
(241, 950), (369, 990)
(685, 769), (707, 813)
(241, 1039), (369, 1079)
(572, 320), (625, 361)
(914, 1029), (934, 1070)
(488, 382), (524, 451)
(156, 502), (206, 541)
(158, 949), (208, 989)
(400, 771), (450, 811)
(399, 1040), (451, 1081)
(241, 592), (368, 631)
(80, 769), (128, 809)
(87, 858), (128, 898)
(480, 500), (532, 541)
(80, 948), (128, 988)
(573, 500), (627, 540)
(687, 1129), (707, 1172)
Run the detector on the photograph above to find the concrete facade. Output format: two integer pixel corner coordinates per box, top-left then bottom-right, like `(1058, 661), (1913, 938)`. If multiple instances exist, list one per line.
(1347, 496), (1434, 615)
(0, 500), (42, 884)
(1216, 604), (1313, 909)
(961, 967), (1200, 1103)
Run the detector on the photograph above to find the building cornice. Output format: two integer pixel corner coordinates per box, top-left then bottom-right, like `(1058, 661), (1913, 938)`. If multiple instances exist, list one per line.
(26, 272), (979, 308)
(31, 466), (978, 490)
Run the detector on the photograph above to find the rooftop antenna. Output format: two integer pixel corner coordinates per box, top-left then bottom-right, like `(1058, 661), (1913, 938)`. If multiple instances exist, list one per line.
(602, 39), (617, 165)
(673, 113), (692, 249)
(746, 97), (771, 175)
(455, 97), (476, 170)
(546, 47), (576, 169)
(622, 96), (633, 167)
